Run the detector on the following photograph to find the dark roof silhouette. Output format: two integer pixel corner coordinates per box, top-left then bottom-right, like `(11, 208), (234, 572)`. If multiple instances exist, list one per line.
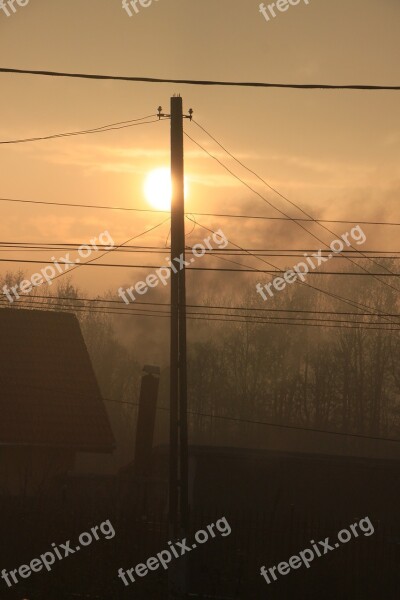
(0, 308), (114, 452)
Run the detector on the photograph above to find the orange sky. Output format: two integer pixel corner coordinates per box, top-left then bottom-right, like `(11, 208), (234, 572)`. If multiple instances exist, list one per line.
(0, 0), (399, 304)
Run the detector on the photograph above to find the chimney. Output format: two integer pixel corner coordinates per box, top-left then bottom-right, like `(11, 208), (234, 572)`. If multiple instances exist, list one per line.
(133, 365), (160, 478)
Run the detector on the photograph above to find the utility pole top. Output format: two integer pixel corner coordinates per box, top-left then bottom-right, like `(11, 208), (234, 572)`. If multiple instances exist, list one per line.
(157, 105), (193, 121)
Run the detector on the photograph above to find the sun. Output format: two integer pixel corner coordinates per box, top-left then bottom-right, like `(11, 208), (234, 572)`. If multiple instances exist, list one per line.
(144, 167), (189, 211)
(144, 167), (172, 211)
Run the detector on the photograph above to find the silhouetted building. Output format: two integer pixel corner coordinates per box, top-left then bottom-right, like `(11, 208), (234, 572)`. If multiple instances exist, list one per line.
(121, 443), (400, 523)
(0, 308), (115, 497)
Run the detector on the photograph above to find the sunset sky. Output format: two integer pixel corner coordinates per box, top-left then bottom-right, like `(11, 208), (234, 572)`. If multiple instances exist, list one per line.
(0, 0), (399, 361)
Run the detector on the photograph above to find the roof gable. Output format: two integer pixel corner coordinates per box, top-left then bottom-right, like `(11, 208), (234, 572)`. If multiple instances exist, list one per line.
(0, 308), (115, 452)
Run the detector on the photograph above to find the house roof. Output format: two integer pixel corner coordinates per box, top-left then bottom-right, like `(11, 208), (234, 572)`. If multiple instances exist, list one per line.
(0, 308), (115, 452)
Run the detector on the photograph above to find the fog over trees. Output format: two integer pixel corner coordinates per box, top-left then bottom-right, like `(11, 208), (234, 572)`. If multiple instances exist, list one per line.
(2, 259), (400, 466)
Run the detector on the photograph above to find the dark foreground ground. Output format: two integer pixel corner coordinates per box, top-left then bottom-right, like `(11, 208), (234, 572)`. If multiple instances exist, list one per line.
(0, 489), (399, 600)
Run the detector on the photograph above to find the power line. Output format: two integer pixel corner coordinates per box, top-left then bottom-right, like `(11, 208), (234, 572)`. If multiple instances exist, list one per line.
(3, 247), (400, 260)
(185, 129), (400, 296)
(0, 218), (171, 296)
(3, 296), (397, 326)
(1, 371), (397, 443)
(0, 241), (399, 257)
(104, 399), (400, 444)
(1, 67), (399, 90)
(191, 120), (400, 294)
(2, 248), (400, 260)
(0, 116), (162, 144)
(1, 118), (396, 328)
(1, 196), (400, 228)
(4, 291), (400, 319)
(2, 255), (400, 275)
(186, 214), (400, 227)
(2, 300), (400, 332)
(0, 197), (167, 212)
(186, 216), (400, 324)
(47, 217), (171, 286)
(1, 225), (396, 335)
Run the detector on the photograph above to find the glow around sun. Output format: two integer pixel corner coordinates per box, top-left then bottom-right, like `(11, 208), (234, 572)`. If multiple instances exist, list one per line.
(144, 167), (189, 211)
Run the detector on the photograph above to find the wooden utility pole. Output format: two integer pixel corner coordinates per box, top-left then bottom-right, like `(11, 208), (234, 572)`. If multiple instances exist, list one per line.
(159, 97), (192, 540)
(158, 96), (192, 598)
(169, 95), (182, 537)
